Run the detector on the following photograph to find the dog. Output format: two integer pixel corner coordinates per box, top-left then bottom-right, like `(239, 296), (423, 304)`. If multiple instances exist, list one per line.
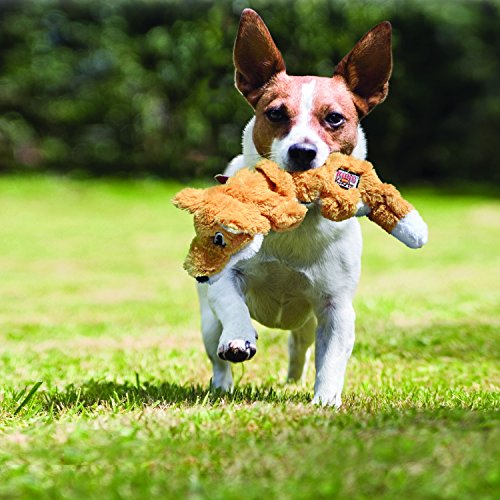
(196, 8), (393, 406)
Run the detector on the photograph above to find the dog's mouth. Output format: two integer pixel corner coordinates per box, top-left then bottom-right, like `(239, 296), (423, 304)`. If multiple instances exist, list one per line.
(283, 157), (322, 173)
(284, 164), (315, 173)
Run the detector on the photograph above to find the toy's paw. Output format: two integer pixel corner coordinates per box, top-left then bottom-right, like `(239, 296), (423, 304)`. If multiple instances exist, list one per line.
(391, 209), (428, 249)
(218, 339), (257, 363)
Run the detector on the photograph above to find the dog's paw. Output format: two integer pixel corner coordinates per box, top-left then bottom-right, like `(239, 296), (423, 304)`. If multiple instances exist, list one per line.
(210, 379), (233, 393)
(312, 392), (342, 408)
(210, 367), (233, 392)
(218, 339), (257, 363)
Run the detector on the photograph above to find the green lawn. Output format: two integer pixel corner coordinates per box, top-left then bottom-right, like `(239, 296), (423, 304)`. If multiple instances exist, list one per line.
(0, 176), (498, 499)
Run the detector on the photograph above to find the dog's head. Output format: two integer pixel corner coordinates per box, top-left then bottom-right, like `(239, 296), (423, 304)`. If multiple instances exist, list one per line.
(234, 9), (392, 172)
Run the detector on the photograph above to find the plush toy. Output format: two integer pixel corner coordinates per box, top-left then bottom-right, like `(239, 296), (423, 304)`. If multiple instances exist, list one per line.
(172, 162), (307, 279)
(173, 153), (427, 280)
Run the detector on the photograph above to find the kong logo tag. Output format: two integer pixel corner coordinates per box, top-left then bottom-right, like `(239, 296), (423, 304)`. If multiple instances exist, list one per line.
(335, 169), (360, 190)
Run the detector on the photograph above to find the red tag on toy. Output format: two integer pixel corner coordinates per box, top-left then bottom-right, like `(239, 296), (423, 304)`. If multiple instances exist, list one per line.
(335, 169), (360, 189)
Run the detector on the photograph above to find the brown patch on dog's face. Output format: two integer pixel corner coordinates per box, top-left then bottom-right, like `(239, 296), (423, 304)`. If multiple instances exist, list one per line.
(252, 74), (360, 159)
(184, 221), (253, 278)
(251, 73), (300, 157)
(312, 76), (360, 155)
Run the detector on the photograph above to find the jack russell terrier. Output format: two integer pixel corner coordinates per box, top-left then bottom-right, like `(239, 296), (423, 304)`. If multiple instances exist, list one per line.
(196, 8), (400, 406)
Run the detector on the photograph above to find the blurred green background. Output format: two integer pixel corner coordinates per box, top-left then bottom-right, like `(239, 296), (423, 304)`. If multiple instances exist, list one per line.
(0, 0), (499, 185)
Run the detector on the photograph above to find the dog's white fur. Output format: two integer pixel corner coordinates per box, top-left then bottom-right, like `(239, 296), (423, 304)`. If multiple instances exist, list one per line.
(196, 15), (386, 407)
(198, 120), (367, 407)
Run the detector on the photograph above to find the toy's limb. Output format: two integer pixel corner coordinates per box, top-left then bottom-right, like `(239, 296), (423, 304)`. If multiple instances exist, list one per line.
(366, 183), (412, 232)
(363, 182), (428, 248)
(391, 210), (428, 249)
(266, 199), (307, 231)
(320, 185), (360, 221)
(294, 156), (365, 221)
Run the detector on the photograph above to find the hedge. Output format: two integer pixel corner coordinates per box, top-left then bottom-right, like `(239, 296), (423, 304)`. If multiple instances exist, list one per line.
(0, 0), (499, 184)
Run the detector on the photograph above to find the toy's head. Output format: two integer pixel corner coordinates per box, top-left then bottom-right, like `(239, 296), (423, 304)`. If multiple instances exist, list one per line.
(172, 187), (271, 282)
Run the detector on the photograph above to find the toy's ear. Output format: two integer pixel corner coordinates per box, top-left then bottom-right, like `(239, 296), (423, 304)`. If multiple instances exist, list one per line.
(334, 22), (392, 117)
(213, 196), (271, 235)
(214, 174), (229, 185)
(172, 188), (206, 214)
(254, 160), (295, 197)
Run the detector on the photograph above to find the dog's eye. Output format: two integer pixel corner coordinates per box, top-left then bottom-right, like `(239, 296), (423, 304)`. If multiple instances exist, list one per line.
(265, 107), (289, 123)
(213, 232), (226, 247)
(325, 112), (345, 128)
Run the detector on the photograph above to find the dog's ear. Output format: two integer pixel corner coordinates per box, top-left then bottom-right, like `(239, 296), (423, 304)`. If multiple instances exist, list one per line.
(172, 188), (206, 214)
(233, 9), (286, 107)
(334, 22), (393, 117)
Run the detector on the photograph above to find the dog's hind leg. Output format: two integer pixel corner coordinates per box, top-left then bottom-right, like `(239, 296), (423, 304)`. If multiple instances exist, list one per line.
(197, 284), (233, 391)
(287, 315), (316, 384)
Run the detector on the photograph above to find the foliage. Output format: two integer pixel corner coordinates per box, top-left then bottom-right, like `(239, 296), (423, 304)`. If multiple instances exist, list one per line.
(0, 177), (499, 497)
(0, 0), (499, 183)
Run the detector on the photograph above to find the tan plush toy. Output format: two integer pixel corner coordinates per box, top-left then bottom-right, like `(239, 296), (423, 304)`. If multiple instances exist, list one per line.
(173, 153), (427, 281)
(172, 162), (307, 279)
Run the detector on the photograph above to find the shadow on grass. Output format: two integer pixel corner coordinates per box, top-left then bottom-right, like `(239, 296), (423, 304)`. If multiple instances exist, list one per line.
(40, 379), (498, 416)
(41, 378), (311, 414)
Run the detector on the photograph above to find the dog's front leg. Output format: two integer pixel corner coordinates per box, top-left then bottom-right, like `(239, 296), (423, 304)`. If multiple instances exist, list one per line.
(197, 284), (233, 390)
(207, 273), (257, 363)
(312, 297), (355, 407)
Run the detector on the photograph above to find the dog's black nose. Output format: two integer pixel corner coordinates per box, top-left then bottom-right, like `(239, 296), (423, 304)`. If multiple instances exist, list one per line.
(287, 143), (317, 171)
(195, 276), (209, 283)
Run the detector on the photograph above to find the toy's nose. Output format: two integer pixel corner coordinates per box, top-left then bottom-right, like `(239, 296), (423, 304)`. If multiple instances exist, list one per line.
(195, 276), (209, 283)
(287, 143), (317, 171)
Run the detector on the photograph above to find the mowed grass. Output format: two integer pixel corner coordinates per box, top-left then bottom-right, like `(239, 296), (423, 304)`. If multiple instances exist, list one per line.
(0, 176), (498, 499)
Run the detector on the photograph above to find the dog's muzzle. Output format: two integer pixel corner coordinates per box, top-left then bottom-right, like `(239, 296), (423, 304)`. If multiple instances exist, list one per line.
(287, 142), (317, 171)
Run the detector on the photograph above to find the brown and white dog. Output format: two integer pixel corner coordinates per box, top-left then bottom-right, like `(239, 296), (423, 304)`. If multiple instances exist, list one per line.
(197, 9), (395, 406)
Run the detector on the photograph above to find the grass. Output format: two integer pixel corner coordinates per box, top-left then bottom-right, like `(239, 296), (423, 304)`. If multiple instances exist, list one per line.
(0, 176), (498, 499)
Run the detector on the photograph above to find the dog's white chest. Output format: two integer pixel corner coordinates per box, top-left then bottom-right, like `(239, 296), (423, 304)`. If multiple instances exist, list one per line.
(240, 258), (314, 330)
(235, 208), (362, 330)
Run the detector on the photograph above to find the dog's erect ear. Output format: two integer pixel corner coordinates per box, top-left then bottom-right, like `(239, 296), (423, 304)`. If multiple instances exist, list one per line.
(234, 9), (286, 107)
(172, 188), (206, 214)
(334, 22), (393, 117)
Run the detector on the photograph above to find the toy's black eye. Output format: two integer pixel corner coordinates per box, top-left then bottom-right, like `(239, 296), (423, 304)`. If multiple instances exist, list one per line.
(325, 112), (345, 128)
(265, 106), (289, 123)
(213, 232), (226, 247)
